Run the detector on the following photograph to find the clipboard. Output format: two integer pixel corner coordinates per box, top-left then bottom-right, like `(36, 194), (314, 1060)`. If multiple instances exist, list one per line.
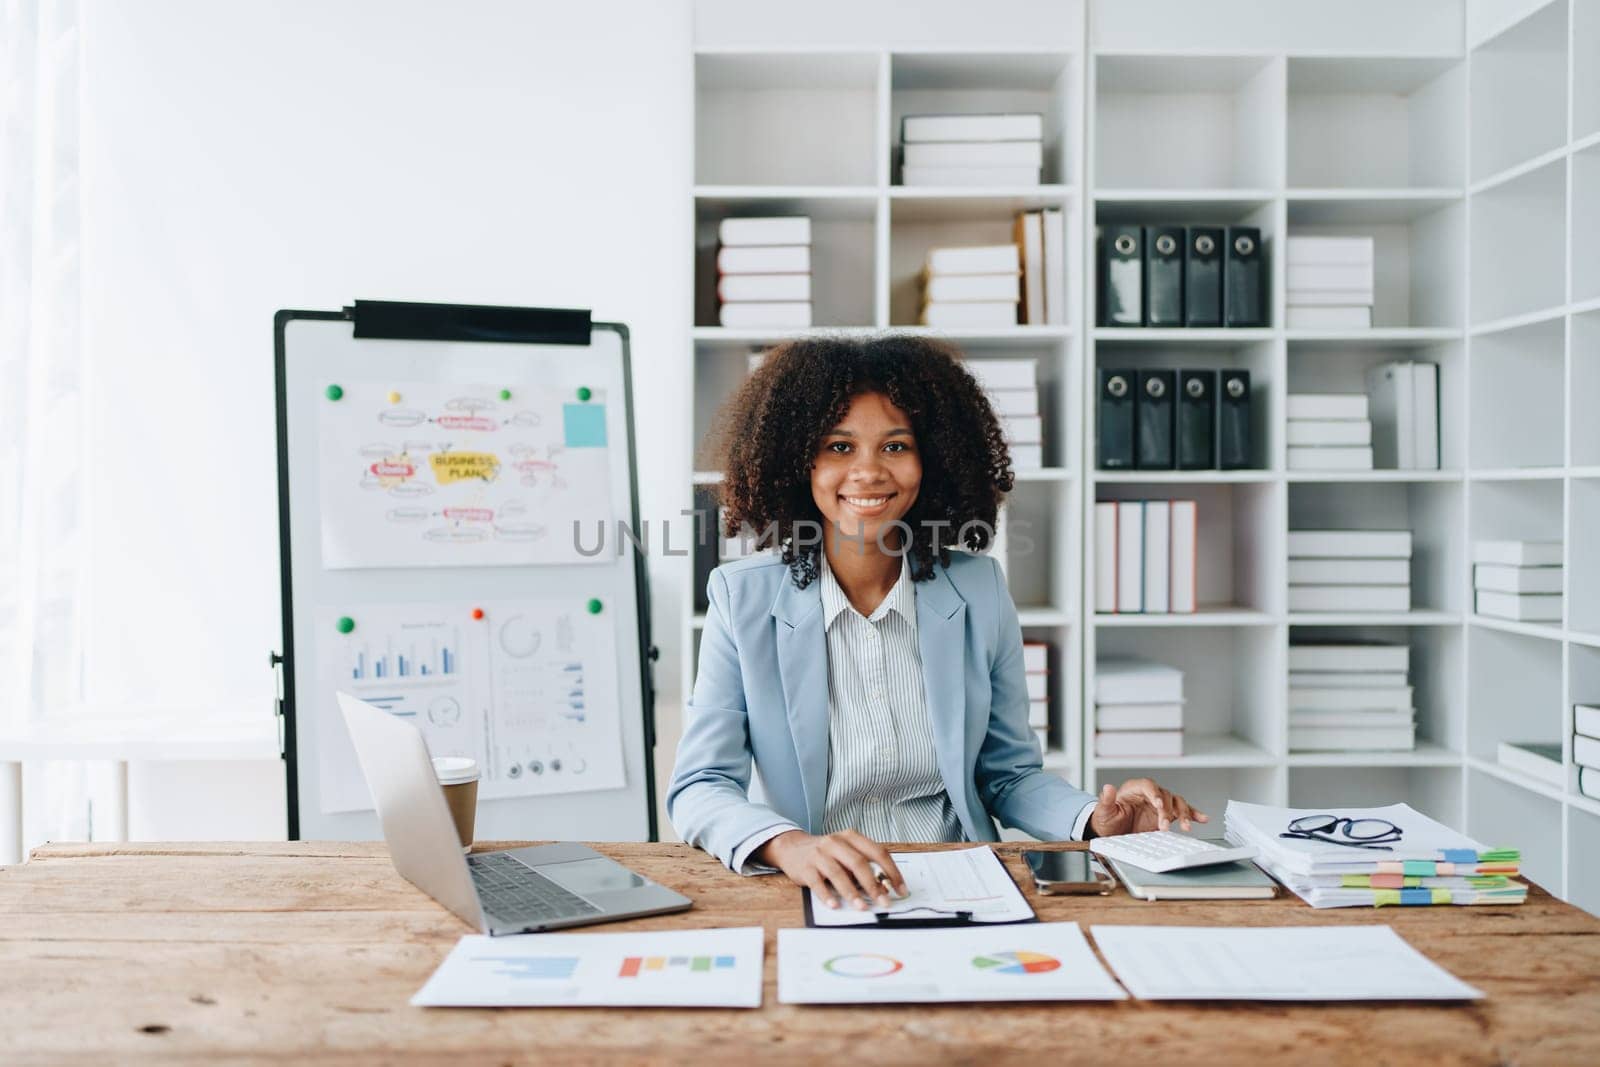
(798, 846), (1038, 928)
(800, 893), (1037, 928)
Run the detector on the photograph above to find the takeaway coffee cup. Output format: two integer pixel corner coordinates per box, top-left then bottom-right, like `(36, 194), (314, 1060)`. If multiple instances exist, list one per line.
(431, 756), (479, 852)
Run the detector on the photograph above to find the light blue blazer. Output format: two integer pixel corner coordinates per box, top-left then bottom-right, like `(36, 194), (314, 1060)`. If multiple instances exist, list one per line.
(668, 550), (1096, 870)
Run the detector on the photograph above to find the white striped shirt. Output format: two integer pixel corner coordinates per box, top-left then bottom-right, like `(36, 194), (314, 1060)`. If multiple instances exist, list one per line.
(729, 552), (963, 873)
(815, 551), (963, 843)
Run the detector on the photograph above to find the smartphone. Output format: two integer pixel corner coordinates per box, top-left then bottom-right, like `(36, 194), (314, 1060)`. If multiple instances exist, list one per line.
(1023, 850), (1116, 895)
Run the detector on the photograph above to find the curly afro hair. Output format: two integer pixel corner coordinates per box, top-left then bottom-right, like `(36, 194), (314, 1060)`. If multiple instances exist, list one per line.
(708, 334), (1015, 588)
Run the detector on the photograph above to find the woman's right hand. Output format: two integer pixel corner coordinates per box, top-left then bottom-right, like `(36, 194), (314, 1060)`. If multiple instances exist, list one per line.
(756, 829), (907, 910)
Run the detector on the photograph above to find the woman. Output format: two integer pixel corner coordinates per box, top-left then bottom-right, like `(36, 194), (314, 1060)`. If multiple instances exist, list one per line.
(668, 335), (1206, 911)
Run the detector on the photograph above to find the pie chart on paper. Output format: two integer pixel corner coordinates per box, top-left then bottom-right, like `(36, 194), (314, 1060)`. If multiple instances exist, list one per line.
(971, 950), (1061, 975)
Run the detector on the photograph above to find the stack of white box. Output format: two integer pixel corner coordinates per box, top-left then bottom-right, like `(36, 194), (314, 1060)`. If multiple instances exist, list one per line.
(716, 216), (812, 328)
(900, 113), (1043, 187)
(1286, 235), (1374, 330)
(1288, 642), (1415, 752)
(1024, 641), (1049, 753)
(1473, 540), (1563, 622)
(1093, 659), (1183, 758)
(1286, 393), (1373, 470)
(920, 244), (1022, 328)
(1288, 530), (1413, 613)
(962, 358), (1042, 470)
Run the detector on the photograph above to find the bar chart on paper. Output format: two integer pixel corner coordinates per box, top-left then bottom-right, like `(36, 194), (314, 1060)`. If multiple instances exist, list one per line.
(346, 625), (462, 681)
(618, 955), (738, 977)
(411, 928), (765, 1007)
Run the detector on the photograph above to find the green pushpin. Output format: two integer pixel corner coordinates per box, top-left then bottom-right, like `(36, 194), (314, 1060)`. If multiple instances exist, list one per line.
(499, 388), (511, 401)
(576, 386), (592, 402)
(336, 616), (355, 634)
(586, 598), (603, 615)
(325, 384), (344, 401)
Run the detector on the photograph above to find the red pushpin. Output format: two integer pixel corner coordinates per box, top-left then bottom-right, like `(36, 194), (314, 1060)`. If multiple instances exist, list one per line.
(471, 608), (485, 620)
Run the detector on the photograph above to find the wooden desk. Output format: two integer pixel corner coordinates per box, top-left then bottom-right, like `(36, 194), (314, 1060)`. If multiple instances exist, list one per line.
(3, 841), (1598, 1064)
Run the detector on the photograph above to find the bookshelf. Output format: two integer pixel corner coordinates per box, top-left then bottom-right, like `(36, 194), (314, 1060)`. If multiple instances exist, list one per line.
(685, 0), (1595, 909)
(688, 36), (1088, 777)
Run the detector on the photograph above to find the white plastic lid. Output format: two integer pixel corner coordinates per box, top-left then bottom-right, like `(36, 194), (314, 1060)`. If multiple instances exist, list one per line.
(431, 756), (479, 785)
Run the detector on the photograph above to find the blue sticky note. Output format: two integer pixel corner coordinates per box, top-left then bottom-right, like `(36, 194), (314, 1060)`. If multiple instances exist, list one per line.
(1441, 849), (1478, 865)
(563, 403), (607, 448)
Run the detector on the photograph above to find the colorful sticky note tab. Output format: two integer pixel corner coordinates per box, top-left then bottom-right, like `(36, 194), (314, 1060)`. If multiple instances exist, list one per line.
(564, 403), (607, 448)
(1442, 849), (1479, 864)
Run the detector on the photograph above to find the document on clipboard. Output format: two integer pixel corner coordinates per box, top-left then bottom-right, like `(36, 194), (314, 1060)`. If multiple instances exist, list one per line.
(803, 846), (1035, 927)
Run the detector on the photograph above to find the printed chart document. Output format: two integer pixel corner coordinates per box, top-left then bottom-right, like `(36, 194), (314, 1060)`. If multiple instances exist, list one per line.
(805, 846), (1033, 926)
(1090, 925), (1483, 1001)
(316, 597), (627, 814)
(412, 927), (764, 1008)
(779, 923), (1126, 1004)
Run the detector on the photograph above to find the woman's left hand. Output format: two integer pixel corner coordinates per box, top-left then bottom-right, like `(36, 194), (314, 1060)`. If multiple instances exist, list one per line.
(1088, 778), (1208, 837)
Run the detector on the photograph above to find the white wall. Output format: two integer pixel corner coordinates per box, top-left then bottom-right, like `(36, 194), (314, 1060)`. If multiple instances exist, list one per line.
(79, 0), (694, 838)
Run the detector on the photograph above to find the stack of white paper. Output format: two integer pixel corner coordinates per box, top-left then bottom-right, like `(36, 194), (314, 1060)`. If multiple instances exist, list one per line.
(1093, 658), (1183, 758)
(1223, 800), (1526, 909)
(1286, 235), (1373, 329)
(899, 113), (1044, 187)
(1286, 393), (1372, 470)
(1576, 704), (1600, 801)
(1472, 540), (1563, 623)
(1023, 640), (1050, 751)
(920, 243), (1022, 328)
(1288, 529), (1412, 614)
(962, 357), (1042, 469)
(716, 216), (812, 327)
(1288, 642), (1414, 752)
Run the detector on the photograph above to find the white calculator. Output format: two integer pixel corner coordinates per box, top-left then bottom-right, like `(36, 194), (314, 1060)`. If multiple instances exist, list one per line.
(1088, 830), (1257, 873)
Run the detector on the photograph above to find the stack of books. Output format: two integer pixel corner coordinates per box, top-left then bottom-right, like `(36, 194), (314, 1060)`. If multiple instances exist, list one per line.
(1285, 235), (1374, 329)
(1288, 642), (1415, 752)
(962, 358), (1042, 470)
(1024, 641), (1049, 753)
(1472, 540), (1563, 622)
(715, 216), (812, 328)
(1366, 361), (1441, 470)
(1093, 500), (1198, 615)
(1224, 800), (1526, 908)
(1093, 659), (1184, 758)
(1577, 704), (1600, 801)
(1288, 530), (1412, 614)
(899, 113), (1043, 187)
(1286, 393), (1373, 470)
(920, 243), (1022, 328)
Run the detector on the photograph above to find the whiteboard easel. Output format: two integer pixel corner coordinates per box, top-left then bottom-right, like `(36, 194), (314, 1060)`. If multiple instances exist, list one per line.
(273, 301), (656, 842)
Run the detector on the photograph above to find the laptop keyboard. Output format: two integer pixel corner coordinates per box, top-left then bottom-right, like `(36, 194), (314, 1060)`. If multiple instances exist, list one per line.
(468, 852), (603, 927)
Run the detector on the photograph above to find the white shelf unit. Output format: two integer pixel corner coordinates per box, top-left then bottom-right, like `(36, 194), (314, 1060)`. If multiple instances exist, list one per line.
(685, 0), (1595, 912)
(1080, 24), (1474, 837)
(687, 40), (1088, 778)
(1460, 0), (1600, 907)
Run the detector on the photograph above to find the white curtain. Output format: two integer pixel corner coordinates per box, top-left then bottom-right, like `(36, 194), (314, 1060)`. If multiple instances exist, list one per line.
(1, 0), (91, 849)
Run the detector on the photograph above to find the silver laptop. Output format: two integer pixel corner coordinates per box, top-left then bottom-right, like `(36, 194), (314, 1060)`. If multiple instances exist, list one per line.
(338, 692), (691, 935)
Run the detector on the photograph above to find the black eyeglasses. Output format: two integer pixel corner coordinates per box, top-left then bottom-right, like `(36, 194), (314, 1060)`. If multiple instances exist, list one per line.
(1280, 814), (1403, 851)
